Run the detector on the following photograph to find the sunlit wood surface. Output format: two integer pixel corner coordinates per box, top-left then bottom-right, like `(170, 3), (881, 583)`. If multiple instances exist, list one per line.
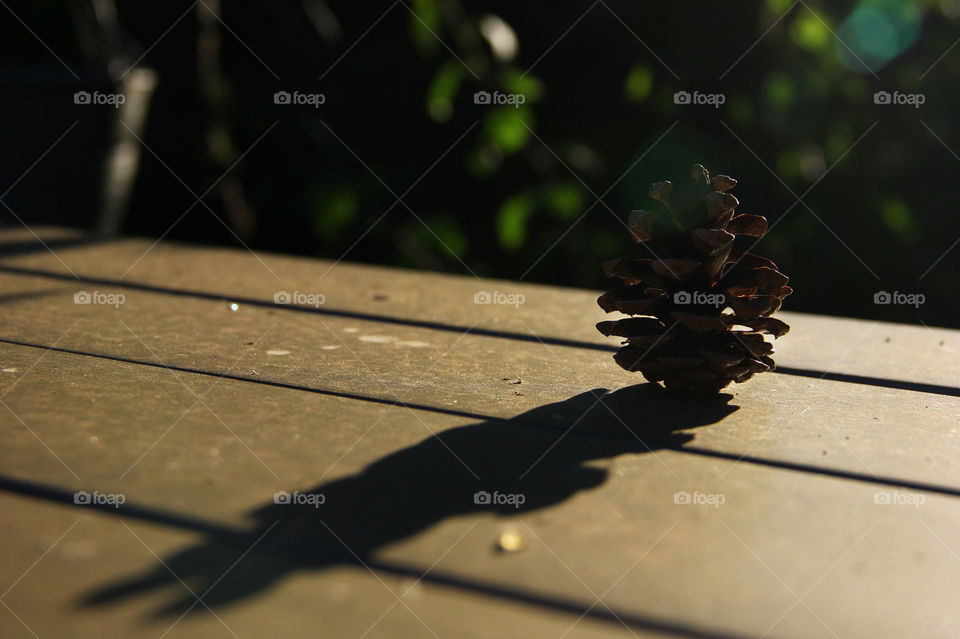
(0, 227), (958, 639)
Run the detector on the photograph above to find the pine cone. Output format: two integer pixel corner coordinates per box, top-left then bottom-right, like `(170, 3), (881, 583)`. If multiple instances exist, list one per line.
(596, 164), (791, 392)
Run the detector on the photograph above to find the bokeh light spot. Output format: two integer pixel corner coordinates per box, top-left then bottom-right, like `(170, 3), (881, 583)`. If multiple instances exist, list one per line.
(836, 0), (922, 72)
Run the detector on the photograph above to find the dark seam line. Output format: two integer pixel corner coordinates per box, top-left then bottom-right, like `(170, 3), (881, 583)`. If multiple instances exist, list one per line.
(0, 474), (763, 639)
(0, 336), (496, 423)
(2, 264), (958, 397)
(0, 264), (614, 351)
(2, 336), (960, 498)
(774, 366), (960, 397)
(678, 446), (960, 497)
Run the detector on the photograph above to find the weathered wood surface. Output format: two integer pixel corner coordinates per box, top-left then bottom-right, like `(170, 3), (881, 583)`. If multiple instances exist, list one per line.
(0, 227), (958, 639)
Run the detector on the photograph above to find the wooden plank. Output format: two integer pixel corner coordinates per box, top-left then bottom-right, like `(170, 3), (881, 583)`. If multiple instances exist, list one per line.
(1, 228), (959, 638)
(1, 227), (957, 391)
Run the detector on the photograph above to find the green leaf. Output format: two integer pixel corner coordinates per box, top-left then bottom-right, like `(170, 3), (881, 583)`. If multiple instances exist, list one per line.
(624, 65), (654, 102)
(881, 198), (920, 242)
(790, 11), (830, 51)
(496, 194), (535, 251)
(501, 67), (544, 102)
(312, 188), (358, 238)
(409, 0), (441, 53)
(824, 128), (852, 163)
(425, 214), (469, 257)
(484, 105), (533, 154)
(764, 73), (795, 110)
(426, 61), (464, 122)
(541, 183), (586, 220)
(766, 0), (794, 12)
(775, 151), (802, 183)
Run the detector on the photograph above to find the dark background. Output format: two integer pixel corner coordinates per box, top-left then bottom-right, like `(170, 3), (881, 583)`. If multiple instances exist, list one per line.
(2, 0), (957, 326)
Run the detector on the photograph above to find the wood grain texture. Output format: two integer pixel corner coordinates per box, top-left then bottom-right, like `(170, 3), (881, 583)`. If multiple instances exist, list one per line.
(0, 228), (957, 639)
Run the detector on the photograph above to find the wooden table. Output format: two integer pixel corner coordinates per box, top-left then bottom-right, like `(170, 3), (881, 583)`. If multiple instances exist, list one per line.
(0, 227), (958, 639)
